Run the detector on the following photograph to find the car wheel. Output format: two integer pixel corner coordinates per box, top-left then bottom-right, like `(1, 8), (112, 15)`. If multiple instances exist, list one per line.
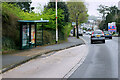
(103, 40), (105, 43)
(91, 40), (93, 44)
(109, 37), (112, 39)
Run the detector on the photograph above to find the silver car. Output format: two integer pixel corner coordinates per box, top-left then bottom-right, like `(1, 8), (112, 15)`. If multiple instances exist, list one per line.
(86, 31), (91, 35)
(91, 30), (105, 44)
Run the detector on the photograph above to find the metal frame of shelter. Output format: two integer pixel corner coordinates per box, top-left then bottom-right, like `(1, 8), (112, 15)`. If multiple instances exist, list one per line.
(18, 20), (49, 50)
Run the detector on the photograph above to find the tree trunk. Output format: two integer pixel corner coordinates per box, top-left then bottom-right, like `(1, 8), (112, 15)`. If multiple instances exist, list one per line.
(73, 26), (75, 36)
(76, 14), (79, 38)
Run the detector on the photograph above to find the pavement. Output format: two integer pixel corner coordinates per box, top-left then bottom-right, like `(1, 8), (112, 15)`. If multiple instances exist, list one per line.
(118, 37), (120, 80)
(2, 37), (85, 73)
(2, 45), (88, 78)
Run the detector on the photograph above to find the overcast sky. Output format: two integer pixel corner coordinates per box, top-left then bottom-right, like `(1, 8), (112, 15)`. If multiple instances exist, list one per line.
(31, 0), (119, 17)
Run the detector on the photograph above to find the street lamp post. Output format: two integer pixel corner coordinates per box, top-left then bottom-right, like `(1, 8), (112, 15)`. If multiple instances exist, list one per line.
(56, 0), (58, 43)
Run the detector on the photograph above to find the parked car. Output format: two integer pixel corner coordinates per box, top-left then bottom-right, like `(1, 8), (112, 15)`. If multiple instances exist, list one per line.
(90, 31), (93, 35)
(86, 31), (89, 35)
(103, 31), (112, 39)
(112, 33), (119, 37)
(86, 31), (91, 35)
(83, 30), (86, 33)
(91, 30), (105, 44)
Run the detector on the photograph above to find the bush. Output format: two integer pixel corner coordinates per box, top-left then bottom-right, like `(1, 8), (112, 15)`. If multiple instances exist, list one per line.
(2, 2), (71, 51)
(2, 37), (16, 50)
(2, 9), (20, 50)
(43, 30), (55, 44)
(43, 26), (71, 45)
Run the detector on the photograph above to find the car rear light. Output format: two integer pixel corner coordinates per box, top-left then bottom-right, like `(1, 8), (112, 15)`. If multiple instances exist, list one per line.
(91, 35), (94, 38)
(92, 32), (94, 36)
(102, 32), (104, 36)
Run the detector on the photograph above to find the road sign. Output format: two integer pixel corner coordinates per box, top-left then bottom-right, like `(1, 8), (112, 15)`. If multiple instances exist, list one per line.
(72, 22), (76, 26)
(108, 22), (116, 32)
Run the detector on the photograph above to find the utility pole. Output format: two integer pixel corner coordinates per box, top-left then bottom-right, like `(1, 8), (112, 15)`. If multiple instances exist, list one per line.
(56, 0), (58, 43)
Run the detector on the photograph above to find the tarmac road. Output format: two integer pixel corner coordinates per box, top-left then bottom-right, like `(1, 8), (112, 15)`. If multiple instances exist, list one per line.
(2, 35), (119, 79)
(70, 34), (118, 79)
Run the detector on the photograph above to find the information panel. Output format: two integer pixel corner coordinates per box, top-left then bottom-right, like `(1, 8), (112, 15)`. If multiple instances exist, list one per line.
(31, 25), (35, 44)
(22, 24), (29, 47)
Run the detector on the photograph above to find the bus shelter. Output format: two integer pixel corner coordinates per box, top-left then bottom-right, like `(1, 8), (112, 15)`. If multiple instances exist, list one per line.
(18, 20), (49, 49)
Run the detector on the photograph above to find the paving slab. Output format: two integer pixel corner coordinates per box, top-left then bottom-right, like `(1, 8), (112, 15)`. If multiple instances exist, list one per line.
(2, 45), (88, 78)
(2, 37), (85, 73)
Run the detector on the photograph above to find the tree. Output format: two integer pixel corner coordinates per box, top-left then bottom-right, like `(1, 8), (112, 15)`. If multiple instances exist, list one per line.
(7, 0), (34, 12)
(44, 0), (69, 23)
(98, 5), (119, 31)
(43, 0), (70, 42)
(97, 5), (109, 20)
(67, 0), (88, 38)
(116, 10), (120, 35)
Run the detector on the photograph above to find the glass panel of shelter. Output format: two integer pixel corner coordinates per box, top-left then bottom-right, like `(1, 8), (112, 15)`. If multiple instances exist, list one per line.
(31, 24), (35, 46)
(22, 23), (36, 49)
(22, 23), (30, 49)
(36, 24), (43, 46)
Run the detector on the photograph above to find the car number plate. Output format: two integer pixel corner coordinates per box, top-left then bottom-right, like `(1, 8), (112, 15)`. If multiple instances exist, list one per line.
(96, 35), (100, 37)
(106, 34), (109, 35)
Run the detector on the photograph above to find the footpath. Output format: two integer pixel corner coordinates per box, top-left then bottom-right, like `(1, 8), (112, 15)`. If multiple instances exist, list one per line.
(2, 37), (85, 73)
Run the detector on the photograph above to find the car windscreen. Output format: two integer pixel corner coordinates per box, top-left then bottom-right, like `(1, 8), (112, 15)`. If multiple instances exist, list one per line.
(104, 31), (109, 34)
(94, 31), (102, 34)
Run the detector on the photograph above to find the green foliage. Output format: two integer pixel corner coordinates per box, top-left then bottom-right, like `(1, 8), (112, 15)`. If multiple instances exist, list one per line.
(43, 30), (55, 44)
(62, 23), (72, 37)
(67, 1), (88, 24)
(2, 3), (20, 50)
(2, 3), (38, 50)
(98, 5), (119, 31)
(116, 10), (120, 34)
(2, 2), (32, 20)
(2, 37), (16, 50)
(7, 0), (33, 12)
(2, 2), (70, 51)
(97, 5), (109, 19)
(2, 2), (65, 30)
(42, 8), (64, 30)
(44, 1), (69, 22)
